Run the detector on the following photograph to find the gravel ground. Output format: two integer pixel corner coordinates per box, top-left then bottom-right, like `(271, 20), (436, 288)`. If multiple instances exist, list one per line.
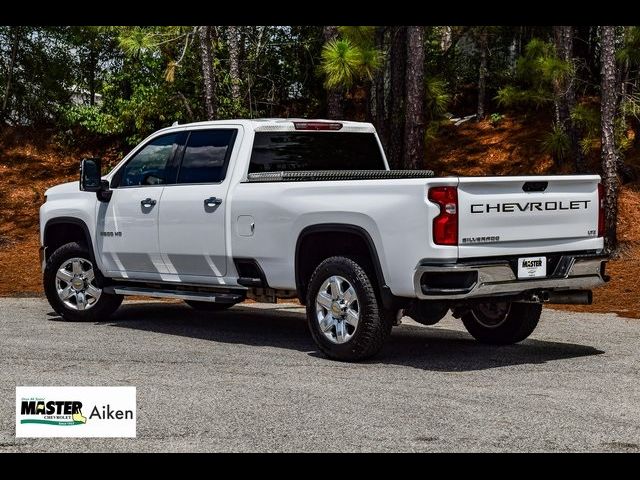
(0, 297), (638, 452)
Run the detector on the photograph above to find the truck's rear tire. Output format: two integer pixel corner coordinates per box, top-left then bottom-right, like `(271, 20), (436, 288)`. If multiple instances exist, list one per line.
(184, 300), (236, 311)
(461, 301), (542, 345)
(305, 256), (393, 362)
(44, 242), (123, 322)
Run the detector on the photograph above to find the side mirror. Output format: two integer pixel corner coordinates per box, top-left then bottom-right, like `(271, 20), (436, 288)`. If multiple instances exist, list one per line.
(80, 158), (112, 202)
(80, 158), (102, 192)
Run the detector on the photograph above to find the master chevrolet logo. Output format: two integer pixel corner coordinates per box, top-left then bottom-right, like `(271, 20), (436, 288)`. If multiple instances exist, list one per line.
(16, 387), (136, 438)
(20, 400), (87, 426)
(522, 259), (543, 268)
(471, 200), (591, 213)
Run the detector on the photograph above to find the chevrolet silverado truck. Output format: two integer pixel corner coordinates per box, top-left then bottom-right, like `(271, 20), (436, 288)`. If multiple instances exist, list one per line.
(40, 119), (609, 361)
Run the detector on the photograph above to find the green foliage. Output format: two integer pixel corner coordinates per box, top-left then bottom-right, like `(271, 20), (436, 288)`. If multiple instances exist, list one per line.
(425, 119), (448, 144)
(495, 85), (549, 109)
(0, 27), (75, 124)
(424, 76), (451, 144)
(571, 103), (600, 134)
(118, 28), (155, 57)
(423, 76), (451, 143)
(617, 26), (640, 64)
(514, 36), (571, 86)
(490, 112), (505, 126)
(4, 23), (640, 175)
(496, 38), (572, 110)
(424, 76), (451, 119)
(617, 120), (633, 153)
(571, 103), (601, 154)
(49, 26), (328, 144)
(337, 26), (376, 46)
(541, 123), (570, 162)
(569, 103), (633, 156)
(320, 26), (381, 90)
(61, 105), (124, 135)
(321, 39), (362, 89)
(622, 91), (640, 119)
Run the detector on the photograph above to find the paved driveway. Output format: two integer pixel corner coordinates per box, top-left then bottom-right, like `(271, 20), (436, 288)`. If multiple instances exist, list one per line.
(0, 298), (638, 452)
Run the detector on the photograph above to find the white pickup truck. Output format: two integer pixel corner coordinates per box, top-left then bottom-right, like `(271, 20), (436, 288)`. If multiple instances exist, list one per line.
(40, 119), (608, 361)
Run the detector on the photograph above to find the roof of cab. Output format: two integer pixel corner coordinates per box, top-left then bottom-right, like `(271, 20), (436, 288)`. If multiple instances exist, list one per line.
(153, 118), (376, 135)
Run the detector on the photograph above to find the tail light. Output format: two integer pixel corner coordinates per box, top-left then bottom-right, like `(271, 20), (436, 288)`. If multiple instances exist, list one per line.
(428, 186), (458, 245)
(598, 183), (605, 237)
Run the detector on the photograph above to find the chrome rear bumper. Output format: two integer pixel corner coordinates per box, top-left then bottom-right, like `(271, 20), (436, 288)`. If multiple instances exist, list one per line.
(414, 254), (608, 300)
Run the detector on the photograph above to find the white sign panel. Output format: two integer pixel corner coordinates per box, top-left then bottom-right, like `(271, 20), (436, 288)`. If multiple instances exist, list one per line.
(16, 386), (136, 438)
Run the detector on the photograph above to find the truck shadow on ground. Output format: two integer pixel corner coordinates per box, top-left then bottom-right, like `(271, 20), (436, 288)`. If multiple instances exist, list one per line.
(101, 302), (604, 372)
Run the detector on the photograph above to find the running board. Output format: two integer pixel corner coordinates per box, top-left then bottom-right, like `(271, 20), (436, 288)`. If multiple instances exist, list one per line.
(103, 286), (245, 304)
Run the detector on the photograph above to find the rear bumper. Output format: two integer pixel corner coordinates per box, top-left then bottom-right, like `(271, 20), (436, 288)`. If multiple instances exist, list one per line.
(414, 253), (608, 300)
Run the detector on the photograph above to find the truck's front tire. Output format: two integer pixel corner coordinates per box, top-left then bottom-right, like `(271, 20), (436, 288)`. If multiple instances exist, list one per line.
(461, 301), (542, 345)
(44, 242), (123, 322)
(306, 256), (393, 361)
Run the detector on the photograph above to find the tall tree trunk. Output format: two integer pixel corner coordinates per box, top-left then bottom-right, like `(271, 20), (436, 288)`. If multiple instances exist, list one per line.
(323, 26), (343, 119)
(364, 81), (373, 122)
(227, 26), (241, 105)
(477, 28), (488, 120)
(562, 26), (584, 171)
(88, 46), (97, 106)
(374, 26), (387, 148)
(388, 26), (406, 169)
(238, 28), (246, 81)
(439, 26), (452, 51)
(619, 57), (629, 131)
(616, 26), (628, 137)
(553, 26), (584, 170)
(600, 25), (619, 252)
(403, 26), (425, 170)
(198, 25), (216, 120)
(509, 32), (517, 73)
(2, 26), (20, 120)
(552, 26), (571, 128)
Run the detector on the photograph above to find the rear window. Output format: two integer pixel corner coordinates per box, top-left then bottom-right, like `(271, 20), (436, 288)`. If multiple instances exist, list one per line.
(249, 132), (385, 173)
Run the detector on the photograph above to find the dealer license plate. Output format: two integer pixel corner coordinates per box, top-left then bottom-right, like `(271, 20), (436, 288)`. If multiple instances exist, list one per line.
(517, 256), (547, 279)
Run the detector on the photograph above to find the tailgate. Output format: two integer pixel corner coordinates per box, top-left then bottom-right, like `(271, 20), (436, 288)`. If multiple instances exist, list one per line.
(457, 175), (602, 258)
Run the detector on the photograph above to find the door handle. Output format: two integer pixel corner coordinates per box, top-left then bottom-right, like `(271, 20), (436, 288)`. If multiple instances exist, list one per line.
(204, 196), (223, 207)
(141, 198), (157, 208)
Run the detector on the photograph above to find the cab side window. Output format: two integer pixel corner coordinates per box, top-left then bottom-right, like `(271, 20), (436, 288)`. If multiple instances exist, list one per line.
(176, 130), (237, 184)
(119, 133), (182, 187)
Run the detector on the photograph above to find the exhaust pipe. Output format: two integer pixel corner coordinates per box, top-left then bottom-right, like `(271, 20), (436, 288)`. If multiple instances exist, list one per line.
(545, 290), (592, 305)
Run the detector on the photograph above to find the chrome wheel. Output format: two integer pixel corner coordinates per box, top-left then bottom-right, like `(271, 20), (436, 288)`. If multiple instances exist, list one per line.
(55, 257), (101, 311)
(471, 302), (511, 328)
(315, 275), (359, 344)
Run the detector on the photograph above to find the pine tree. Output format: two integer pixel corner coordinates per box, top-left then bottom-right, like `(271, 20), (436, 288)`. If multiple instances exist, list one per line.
(477, 27), (488, 120)
(227, 26), (241, 105)
(198, 26), (216, 120)
(323, 26), (344, 119)
(552, 26), (584, 171)
(388, 26), (406, 169)
(403, 26), (425, 169)
(600, 25), (620, 252)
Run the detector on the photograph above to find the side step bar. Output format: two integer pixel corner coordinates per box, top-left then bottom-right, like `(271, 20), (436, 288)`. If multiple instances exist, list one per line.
(103, 286), (245, 304)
